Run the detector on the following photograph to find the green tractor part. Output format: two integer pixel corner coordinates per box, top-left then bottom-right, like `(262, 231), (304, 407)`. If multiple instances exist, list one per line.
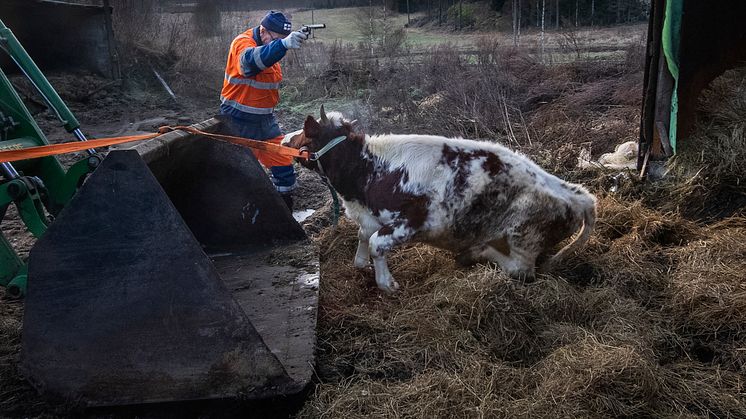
(1, 18), (318, 407)
(0, 18), (101, 297)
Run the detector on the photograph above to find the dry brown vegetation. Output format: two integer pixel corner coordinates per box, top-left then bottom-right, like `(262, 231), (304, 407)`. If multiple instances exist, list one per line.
(301, 201), (746, 417)
(289, 43), (746, 418)
(281, 34), (645, 161)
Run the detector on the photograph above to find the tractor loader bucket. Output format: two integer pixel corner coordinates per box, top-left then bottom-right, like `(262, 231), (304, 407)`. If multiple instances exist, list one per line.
(134, 117), (307, 248)
(21, 119), (319, 407)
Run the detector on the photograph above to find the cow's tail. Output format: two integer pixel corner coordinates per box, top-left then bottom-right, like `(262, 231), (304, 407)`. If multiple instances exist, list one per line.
(544, 194), (597, 271)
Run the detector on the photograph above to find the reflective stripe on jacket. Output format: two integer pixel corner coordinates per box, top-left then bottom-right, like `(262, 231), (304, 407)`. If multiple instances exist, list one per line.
(221, 27), (286, 115)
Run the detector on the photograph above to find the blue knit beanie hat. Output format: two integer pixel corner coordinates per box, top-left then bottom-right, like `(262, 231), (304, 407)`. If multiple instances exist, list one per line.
(261, 11), (292, 36)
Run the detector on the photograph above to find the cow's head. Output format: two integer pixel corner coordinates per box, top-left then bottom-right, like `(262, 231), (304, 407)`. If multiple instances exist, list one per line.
(283, 105), (358, 169)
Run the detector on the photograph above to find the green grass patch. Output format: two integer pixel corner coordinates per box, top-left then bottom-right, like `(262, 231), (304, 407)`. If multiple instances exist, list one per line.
(289, 8), (411, 44)
(288, 8), (483, 50)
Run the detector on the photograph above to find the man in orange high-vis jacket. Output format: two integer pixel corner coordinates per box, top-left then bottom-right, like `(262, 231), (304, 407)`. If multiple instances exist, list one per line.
(220, 10), (307, 210)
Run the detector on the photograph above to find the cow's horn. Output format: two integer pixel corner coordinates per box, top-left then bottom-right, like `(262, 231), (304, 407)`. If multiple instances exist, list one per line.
(320, 104), (328, 123)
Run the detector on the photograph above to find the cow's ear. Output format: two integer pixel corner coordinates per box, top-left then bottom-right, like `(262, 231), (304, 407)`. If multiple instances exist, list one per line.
(304, 115), (321, 138)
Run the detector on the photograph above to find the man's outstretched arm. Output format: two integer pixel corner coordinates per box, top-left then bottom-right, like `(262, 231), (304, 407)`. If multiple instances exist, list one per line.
(238, 39), (287, 77)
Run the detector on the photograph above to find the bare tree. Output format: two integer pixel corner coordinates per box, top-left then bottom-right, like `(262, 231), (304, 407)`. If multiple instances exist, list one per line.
(510, 0), (523, 45)
(512, 0), (519, 45)
(382, 0), (386, 49)
(368, 0), (376, 57)
(591, 0), (595, 25)
(459, 0), (463, 30)
(616, 0), (622, 24)
(575, 0), (579, 26)
(517, 0), (521, 41)
(555, 0), (559, 29)
(540, 0), (545, 61)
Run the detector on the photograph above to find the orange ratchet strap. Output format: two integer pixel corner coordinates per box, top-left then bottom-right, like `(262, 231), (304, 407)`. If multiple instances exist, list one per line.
(0, 125), (309, 163)
(167, 126), (309, 159)
(0, 133), (159, 163)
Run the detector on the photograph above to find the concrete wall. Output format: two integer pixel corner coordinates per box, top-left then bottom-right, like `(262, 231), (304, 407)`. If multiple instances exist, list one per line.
(0, 0), (118, 77)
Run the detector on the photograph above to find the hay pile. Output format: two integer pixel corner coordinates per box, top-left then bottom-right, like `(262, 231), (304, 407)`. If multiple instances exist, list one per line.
(300, 206), (745, 418)
(298, 70), (746, 418)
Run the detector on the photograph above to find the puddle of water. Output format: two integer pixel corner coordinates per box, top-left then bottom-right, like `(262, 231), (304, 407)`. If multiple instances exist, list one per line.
(296, 272), (319, 288)
(292, 209), (315, 223)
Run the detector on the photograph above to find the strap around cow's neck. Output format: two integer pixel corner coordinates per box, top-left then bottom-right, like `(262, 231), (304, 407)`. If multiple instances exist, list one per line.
(310, 135), (347, 161)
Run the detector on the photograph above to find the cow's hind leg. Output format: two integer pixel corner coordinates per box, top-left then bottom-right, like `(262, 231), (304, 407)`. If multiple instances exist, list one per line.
(455, 245), (489, 266)
(368, 223), (415, 293)
(479, 236), (537, 281)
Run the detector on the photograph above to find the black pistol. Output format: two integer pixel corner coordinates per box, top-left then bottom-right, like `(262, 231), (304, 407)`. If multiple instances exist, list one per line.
(301, 24), (326, 36)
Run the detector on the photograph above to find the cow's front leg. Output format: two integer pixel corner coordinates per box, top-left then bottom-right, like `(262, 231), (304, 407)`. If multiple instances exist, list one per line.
(353, 228), (375, 269)
(368, 224), (415, 293)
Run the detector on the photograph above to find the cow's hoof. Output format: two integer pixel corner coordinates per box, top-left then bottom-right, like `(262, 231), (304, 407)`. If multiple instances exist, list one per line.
(378, 280), (400, 294)
(353, 258), (371, 269)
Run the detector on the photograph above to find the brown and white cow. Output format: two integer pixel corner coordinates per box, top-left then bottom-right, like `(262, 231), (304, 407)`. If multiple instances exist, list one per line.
(284, 107), (597, 293)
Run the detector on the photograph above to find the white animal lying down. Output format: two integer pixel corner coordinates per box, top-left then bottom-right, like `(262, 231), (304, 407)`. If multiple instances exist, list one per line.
(284, 108), (597, 293)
